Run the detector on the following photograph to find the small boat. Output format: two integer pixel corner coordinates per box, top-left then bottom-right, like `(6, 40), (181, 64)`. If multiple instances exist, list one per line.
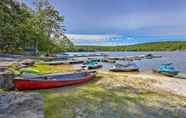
(42, 60), (66, 65)
(39, 53), (70, 61)
(66, 60), (84, 64)
(102, 59), (116, 63)
(14, 71), (96, 90)
(82, 60), (102, 70)
(87, 58), (101, 62)
(152, 63), (179, 77)
(144, 54), (162, 59)
(82, 64), (102, 70)
(42, 59), (84, 65)
(110, 62), (139, 72)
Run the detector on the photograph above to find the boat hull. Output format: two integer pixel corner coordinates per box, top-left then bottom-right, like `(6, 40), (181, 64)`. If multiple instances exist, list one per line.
(44, 60), (84, 65)
(82, 65), (102, 70)
(14, 73), (95, 90)
(110, 68), (139, 72)
(109, 63), (139, 72)
(152, 69), (178, 77)
(88, 65), (102, 69)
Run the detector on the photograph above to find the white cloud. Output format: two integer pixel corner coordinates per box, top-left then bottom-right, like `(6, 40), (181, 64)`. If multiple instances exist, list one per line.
(66, 34), (122, 41)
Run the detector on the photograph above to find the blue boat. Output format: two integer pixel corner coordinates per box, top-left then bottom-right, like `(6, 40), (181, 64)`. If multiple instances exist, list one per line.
(82, 60), (102, 70)
(153, 63), (179, 77)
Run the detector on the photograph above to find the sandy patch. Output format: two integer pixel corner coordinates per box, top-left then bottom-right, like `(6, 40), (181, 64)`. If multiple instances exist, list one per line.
(98, 70), (186, 97)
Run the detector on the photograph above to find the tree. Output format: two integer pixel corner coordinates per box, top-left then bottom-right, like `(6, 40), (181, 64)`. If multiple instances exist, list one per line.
(56, 36), (74, 52)
(0, 0), (73, 53)
(33, 0), (65, 39)
(0, 0), (31, 52)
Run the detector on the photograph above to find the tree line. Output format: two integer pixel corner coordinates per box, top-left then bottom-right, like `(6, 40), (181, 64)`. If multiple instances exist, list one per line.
(0, 0), (73, 54)
(74, 41), (186, 52)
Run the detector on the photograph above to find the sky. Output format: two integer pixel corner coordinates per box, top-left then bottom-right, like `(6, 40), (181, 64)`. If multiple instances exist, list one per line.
(25, 0), (186, 45)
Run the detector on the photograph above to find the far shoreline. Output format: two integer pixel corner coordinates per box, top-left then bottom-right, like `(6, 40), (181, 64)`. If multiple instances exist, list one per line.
(73, 41), (186, 52)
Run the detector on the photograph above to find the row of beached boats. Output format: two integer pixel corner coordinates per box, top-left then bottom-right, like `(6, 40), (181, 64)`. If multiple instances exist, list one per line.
(11, 53), (180, 91)
(39, 53), (178, 77)
(81, 59), (180, 77)
(38, 53), (107, 61)
(80, 59), (139, 72)
(14, 60), (180, 90)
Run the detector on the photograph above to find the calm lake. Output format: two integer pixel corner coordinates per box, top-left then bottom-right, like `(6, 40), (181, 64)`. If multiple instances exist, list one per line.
(66, 51), (186, 73)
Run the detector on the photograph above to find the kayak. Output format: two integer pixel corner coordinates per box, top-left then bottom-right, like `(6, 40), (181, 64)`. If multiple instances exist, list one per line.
(14, 71), (96, 90)
(19, 68), (40, 74)
(110, 63), (139, 72)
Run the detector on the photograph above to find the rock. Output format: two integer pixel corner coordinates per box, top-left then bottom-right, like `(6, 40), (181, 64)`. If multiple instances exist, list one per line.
(0, 70), (15, 90)
(15, 59), (35, 69)
(16, 63), (28, 69)
(0, 92), (44, 118)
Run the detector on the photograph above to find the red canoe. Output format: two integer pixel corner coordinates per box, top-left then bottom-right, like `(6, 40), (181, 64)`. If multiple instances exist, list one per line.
(14, 71), (96, 90)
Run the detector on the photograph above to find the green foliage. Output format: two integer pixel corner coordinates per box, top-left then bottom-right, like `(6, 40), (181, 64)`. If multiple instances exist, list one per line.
(54, 36), (74, 52)
(74, 41), (186, 52)
(0, 0), (73, 53)
(0, 0), (30, 52)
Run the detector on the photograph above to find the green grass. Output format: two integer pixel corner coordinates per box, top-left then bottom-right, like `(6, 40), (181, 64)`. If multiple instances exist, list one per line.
(30, 64), (74, 74)
(38, 83), (186, 118)
(10, 64), (74, 75)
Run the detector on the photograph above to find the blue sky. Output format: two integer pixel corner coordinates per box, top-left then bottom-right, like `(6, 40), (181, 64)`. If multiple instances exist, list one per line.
(25, 0), (186, 45)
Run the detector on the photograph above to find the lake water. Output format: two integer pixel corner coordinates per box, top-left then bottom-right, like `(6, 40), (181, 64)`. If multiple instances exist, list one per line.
(66, 51), (186, 73)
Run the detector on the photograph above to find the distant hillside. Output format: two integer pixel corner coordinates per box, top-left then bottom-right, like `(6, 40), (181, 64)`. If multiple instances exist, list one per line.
(74, 41), (186, 51)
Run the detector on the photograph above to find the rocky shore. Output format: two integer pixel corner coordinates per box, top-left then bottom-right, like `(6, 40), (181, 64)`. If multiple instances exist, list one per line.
(0, 92), (43, 118)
